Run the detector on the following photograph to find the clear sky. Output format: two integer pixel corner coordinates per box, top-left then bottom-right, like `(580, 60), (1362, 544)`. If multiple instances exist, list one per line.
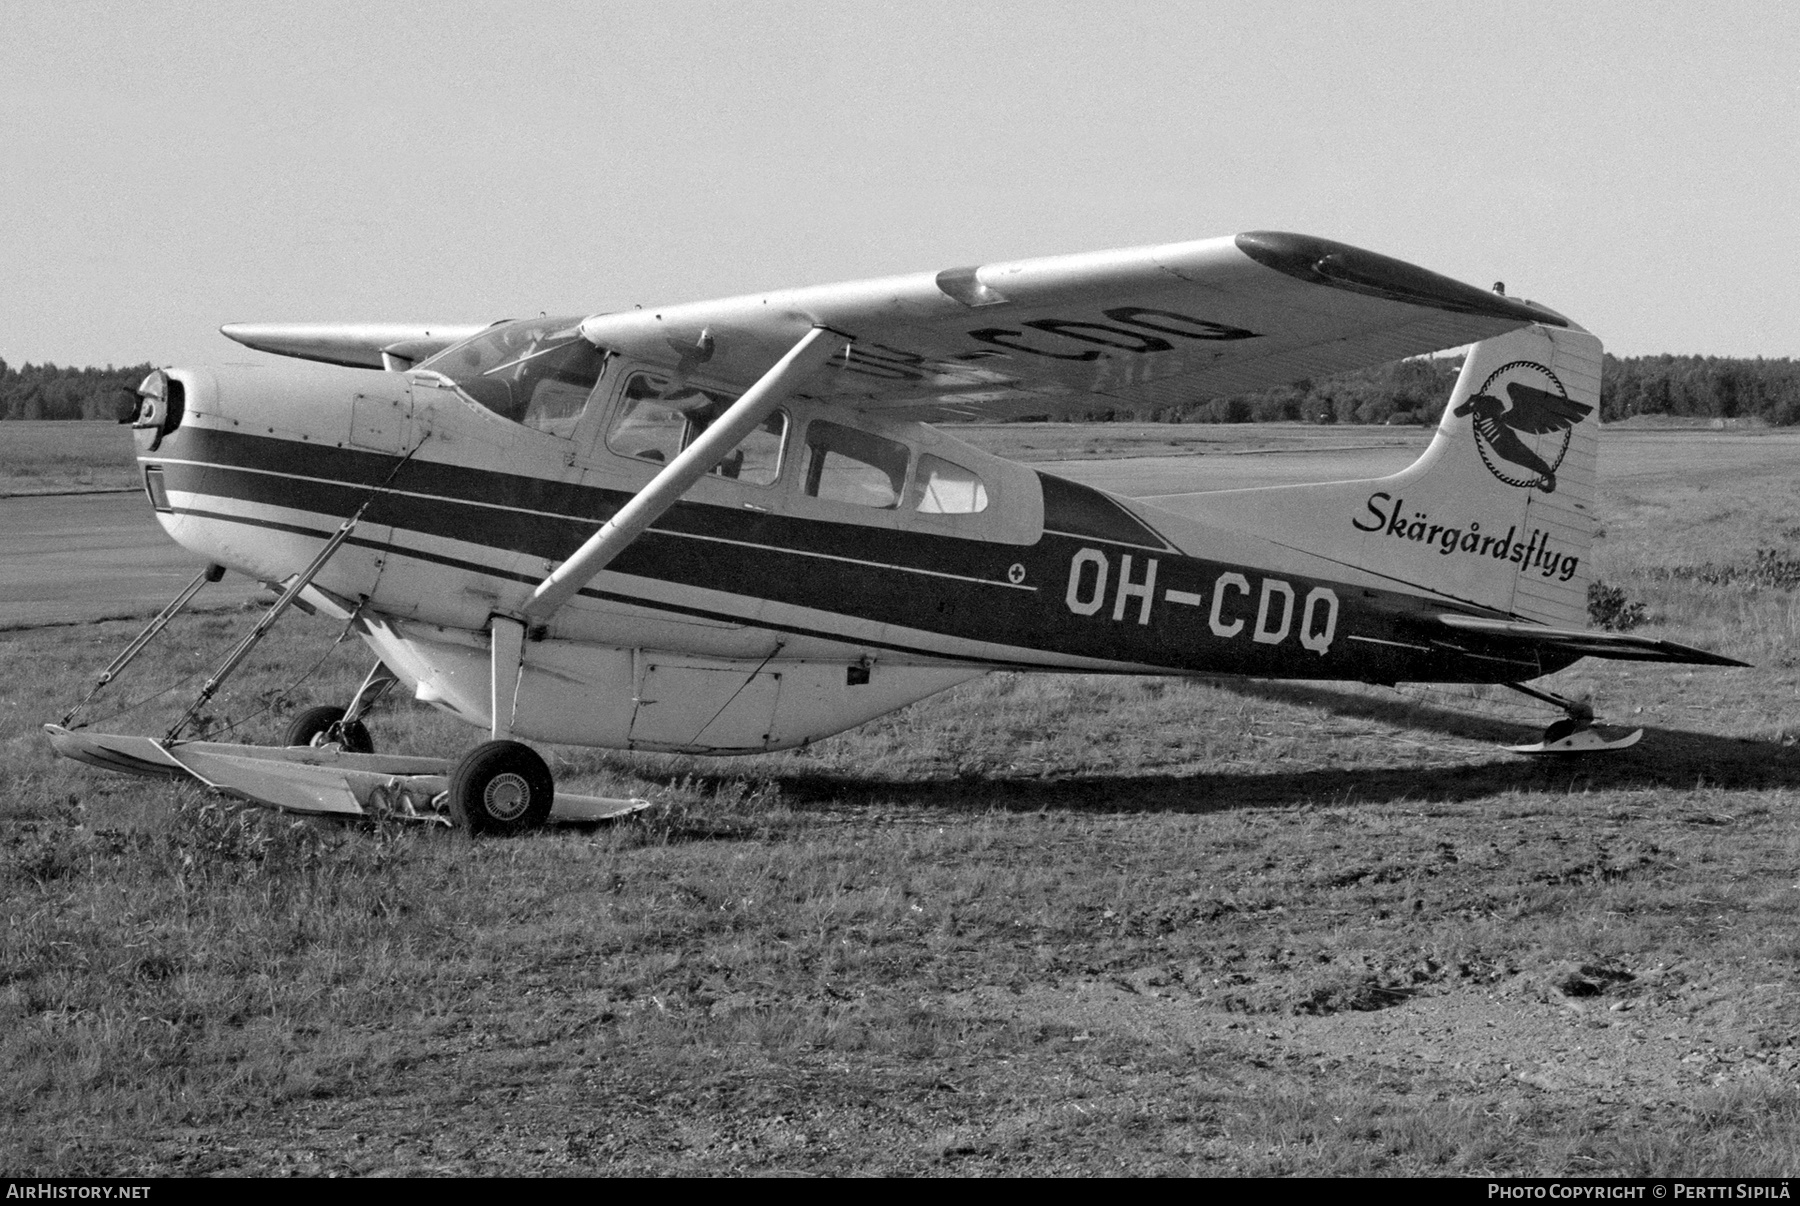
(3, 0), (1797, 368)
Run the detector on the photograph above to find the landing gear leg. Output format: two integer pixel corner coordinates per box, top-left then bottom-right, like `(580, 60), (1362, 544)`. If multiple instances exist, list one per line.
(340, 660), (399, 733)
(1502, 682), (1643, 754)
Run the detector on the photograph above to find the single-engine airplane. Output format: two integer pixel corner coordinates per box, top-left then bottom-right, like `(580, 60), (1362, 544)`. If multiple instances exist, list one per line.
(48, 231), (1746, 831)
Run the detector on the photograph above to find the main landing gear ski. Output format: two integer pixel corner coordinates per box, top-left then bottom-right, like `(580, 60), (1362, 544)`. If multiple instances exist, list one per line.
(48, 526), (644, 831)
(1501, 681), (1643, 754)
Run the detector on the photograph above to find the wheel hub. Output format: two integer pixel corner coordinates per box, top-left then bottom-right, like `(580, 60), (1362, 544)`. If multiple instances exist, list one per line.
(483, 772), (532, 821)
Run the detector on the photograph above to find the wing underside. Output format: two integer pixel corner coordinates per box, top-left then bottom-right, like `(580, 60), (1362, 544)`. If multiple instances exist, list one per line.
(577, 231), (1570, 422)
(213, 232), (1571, 424)
(219, 323), (490, 370)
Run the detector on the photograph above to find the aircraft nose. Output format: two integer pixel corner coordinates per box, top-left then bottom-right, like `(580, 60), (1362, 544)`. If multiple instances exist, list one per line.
(134, 359), (411, 538)
(134, 359), (414, 595)
(165, 360), (412, 452)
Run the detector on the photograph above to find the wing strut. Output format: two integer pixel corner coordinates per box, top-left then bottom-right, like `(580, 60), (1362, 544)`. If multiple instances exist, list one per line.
(484, 325), (848, 741)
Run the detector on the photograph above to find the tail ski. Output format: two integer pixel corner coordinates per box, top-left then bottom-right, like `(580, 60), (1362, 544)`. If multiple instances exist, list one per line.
(1153, 322), (1603, 625)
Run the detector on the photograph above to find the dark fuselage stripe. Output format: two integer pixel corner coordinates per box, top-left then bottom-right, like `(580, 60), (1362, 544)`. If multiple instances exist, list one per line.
(170, 503), (1065, 670)
(156, 455), (1040, 594)
(151, 426), (1561, 683)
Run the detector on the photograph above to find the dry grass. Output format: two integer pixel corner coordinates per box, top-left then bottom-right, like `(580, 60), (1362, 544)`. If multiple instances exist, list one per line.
(2, 425), (1798, 1175)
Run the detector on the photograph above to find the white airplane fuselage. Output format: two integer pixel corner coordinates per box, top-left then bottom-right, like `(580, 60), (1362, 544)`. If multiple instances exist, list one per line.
(136, 349), (1573, 754)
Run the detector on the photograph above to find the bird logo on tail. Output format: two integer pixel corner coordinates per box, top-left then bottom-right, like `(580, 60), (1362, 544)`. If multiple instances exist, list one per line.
(1453, 361), (1592, 493)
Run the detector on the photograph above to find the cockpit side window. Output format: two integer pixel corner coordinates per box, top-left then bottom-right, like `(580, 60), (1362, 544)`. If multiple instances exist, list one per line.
(416, 318), (606, 436)
(605, 371), (786, 486)
(607, 374), (690, 465)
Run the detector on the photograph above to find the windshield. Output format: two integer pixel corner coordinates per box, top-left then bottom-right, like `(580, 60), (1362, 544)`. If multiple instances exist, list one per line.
(416, 317), (606, 434)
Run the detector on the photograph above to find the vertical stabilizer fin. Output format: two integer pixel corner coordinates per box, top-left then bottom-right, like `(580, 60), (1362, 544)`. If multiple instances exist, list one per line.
(1374, 322), (1602, 624)
(1149, 322), (1603, 625)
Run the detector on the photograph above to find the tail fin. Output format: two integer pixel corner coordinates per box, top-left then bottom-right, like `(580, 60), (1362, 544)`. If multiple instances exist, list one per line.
(1153, 322), (1603, 624)
(1375, 323), (1600, 624)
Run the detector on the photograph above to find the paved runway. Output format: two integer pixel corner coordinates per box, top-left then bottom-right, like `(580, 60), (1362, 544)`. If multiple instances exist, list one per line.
(0, 492), (261, 628)
(0, 445), (1425, 630)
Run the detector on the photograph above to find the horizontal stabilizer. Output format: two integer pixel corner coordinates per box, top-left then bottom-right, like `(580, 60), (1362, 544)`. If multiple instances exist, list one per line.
(1436, 615), (1749, 667)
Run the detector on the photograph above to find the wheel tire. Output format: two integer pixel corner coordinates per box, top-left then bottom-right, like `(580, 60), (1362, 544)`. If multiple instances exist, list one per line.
(449, 740), (553, 835)
(1542, 717), (1580, 746)
(283, 705), (374, 754)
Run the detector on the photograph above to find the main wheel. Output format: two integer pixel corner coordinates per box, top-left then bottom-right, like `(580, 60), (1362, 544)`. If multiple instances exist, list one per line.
(1541, 717), (1582, 746)
(449, 740), (554, 835)
(283, 705), (374, 754)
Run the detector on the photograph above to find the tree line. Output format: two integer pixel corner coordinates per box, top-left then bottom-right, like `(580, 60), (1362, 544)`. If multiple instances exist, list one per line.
(1, 359), (153, 422)
(1124, 353), (1800, 426)
(5, 352), (1800, 425)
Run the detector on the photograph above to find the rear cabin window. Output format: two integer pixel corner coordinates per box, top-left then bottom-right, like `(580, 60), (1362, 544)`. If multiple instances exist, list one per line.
(605, 372), (785, 486)
(908, 454), (989, 514)
(802, 421), (910, 509)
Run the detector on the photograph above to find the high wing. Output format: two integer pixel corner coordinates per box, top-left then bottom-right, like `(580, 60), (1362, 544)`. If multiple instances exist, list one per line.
(1503, 381), (1594, 433)
(220, 322), (490, 370)
(577, 231), (1570, 421)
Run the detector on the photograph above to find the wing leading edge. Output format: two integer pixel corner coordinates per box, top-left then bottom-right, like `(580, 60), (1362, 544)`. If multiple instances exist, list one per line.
(577, 231), (1571, 422)
(219, 323), (490, 371)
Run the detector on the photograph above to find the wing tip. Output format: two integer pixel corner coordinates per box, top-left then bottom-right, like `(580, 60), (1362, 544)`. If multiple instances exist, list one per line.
(1235, 231), (1569, 328)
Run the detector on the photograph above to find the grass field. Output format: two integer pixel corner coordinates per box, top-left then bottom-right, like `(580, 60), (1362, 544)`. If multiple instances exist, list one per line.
(2, 423), (1798, 1175)
(0, 422), (140, 495)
